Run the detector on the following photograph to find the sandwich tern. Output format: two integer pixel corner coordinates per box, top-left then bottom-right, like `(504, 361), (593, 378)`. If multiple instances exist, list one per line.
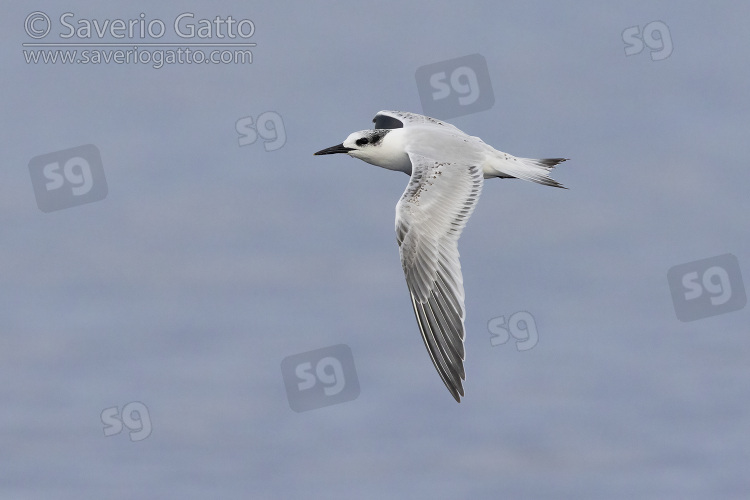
(314, 110), (567, 402)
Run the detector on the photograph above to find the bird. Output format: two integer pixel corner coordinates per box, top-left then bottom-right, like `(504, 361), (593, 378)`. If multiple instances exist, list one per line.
(314, 110), (567, 402)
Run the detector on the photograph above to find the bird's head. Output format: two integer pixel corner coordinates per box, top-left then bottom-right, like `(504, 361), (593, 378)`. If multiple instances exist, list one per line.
(314, 129), (390, 161)
(314, 129), (410, 172)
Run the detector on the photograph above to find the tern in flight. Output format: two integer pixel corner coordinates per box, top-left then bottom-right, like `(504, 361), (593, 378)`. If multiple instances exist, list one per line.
(314, 110), (567, 402)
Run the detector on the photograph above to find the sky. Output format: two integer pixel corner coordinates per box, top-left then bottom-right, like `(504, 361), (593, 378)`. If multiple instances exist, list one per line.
(2, 1), (749, 498)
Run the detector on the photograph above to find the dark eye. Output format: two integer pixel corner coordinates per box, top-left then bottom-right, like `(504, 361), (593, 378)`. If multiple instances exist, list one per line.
(356, 138), (369, 146)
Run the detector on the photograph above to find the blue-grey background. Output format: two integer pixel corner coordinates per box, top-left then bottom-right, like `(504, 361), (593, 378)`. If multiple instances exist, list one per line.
(2, 1), (749, 498)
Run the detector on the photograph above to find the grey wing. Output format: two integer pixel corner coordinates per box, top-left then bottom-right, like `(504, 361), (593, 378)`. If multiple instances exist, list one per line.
(395, 152), (484, 402)
(373, 110), (464, 133)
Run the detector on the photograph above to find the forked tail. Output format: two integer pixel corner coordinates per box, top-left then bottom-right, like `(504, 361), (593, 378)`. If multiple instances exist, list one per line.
(486, 156), (568, 188)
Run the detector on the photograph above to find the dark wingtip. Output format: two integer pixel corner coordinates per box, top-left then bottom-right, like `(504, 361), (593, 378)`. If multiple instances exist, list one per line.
(372, 113), (404, 130)
(448, 380), (464, 402)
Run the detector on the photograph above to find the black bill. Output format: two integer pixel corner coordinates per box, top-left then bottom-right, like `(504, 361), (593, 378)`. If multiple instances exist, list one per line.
(314, 144), (354, 155)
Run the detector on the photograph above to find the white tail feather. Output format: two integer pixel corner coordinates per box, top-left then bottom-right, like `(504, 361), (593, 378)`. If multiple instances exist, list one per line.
(484, 155), (567, 188)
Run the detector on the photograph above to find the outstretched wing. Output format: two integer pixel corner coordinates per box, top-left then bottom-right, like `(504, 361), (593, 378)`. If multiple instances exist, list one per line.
(395, 152), (484, 402)
(374, 110), (463, 133)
